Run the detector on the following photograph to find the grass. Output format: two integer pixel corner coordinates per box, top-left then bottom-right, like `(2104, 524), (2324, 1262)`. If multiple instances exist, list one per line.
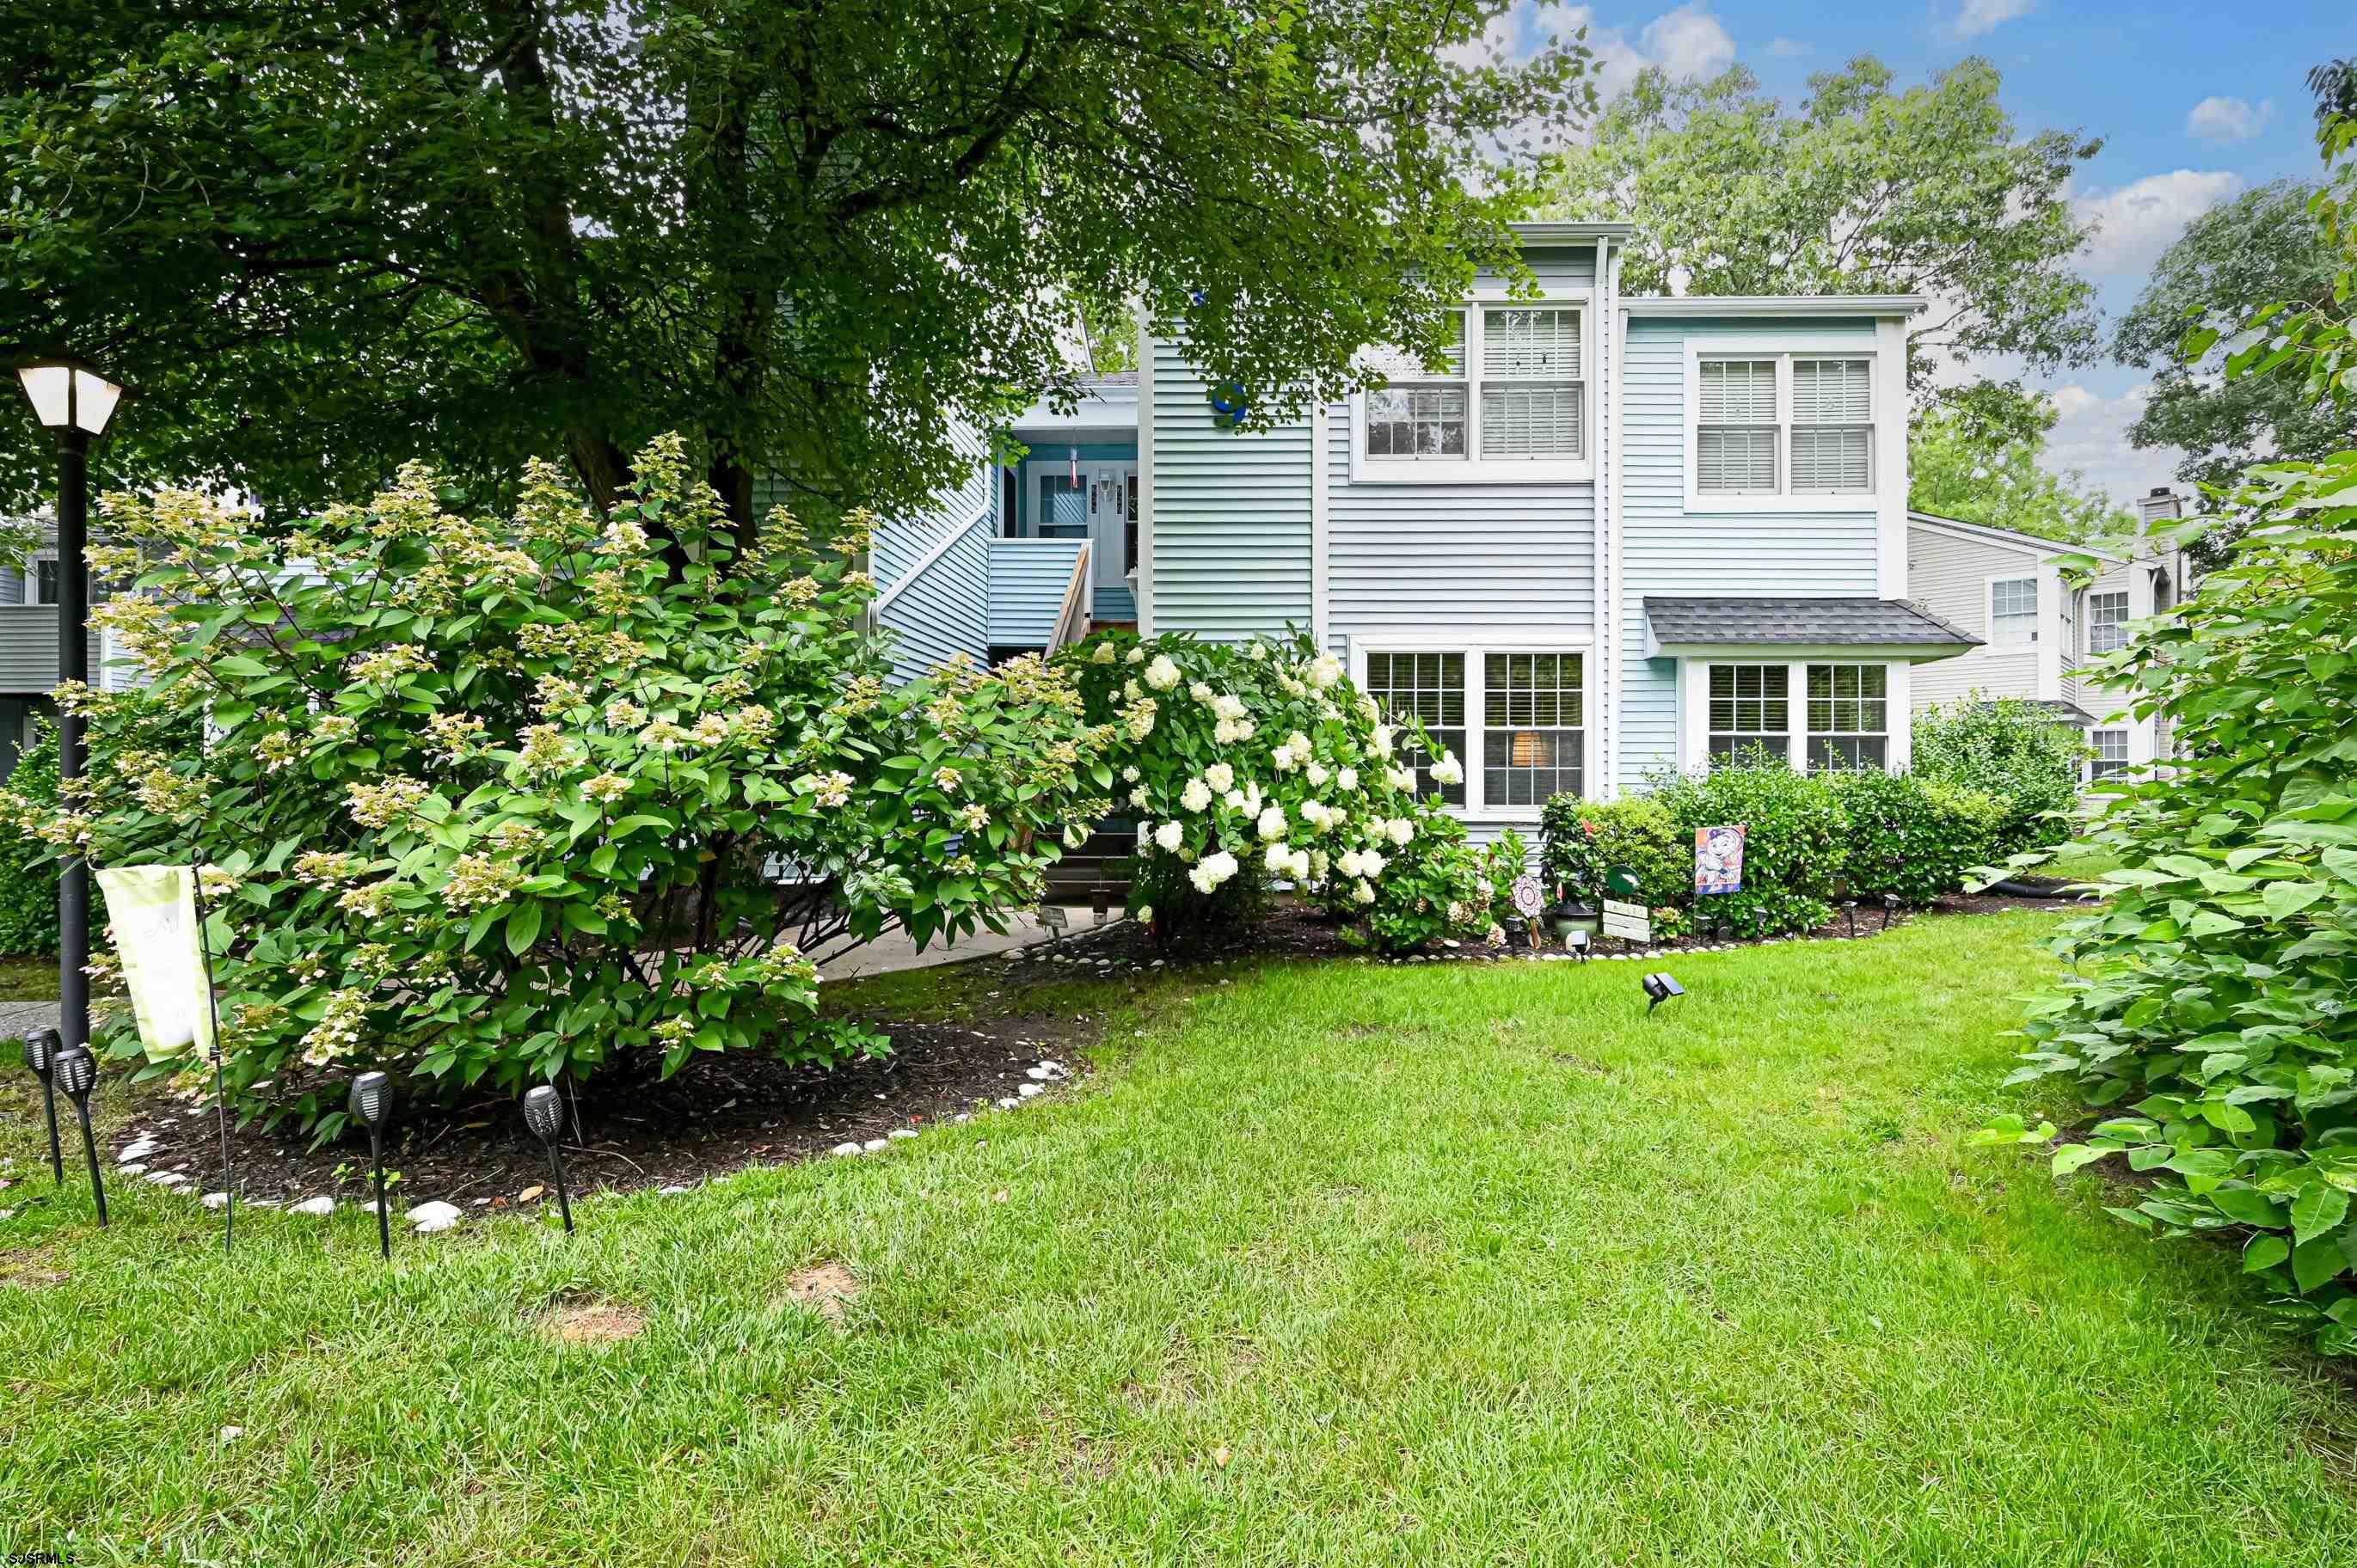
(0, 951), (59, 1001)
(5, 912), (2354, 1565)
(2041, 844), (2127, 884)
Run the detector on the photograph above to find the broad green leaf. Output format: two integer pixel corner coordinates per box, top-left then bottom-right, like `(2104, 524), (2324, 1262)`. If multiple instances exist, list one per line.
(2292, 1184), (2350, 1245)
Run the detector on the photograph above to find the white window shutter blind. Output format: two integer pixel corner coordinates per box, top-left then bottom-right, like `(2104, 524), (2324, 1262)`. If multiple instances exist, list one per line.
(1700, 360), (1776, 423)
(1482, 309), (1581, 380)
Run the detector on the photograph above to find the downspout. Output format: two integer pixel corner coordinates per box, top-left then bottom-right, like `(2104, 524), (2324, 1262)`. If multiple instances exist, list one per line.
(1599, 235), (1624, 799)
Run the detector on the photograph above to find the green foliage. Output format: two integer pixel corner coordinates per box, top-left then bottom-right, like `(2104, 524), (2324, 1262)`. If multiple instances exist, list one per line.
(1542, 56), (2102, 445)
(1057, 630), (1480, 955)
(1649, 756), (1847, 939)
(1908, 406), (2137, 547)
(1479, 828), (1531, 930)
(0, 2), (1596, 530)
(1998, 115), (2357, 1356)
(1911, 695), (2085, 854)
(1538, 793), (1685, 912)
(0, 720), (66, 955)
(43, 437), (1106, 1130)
(1826, 769), (2005, 908)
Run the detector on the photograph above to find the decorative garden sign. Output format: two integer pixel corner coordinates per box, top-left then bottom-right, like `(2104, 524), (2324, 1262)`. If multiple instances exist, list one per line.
(1603, 864), (1642, 898)
(1602, 899), (1652, 943)
(1695, 824), (1746, 897)
(1511, 875), (1545, 920)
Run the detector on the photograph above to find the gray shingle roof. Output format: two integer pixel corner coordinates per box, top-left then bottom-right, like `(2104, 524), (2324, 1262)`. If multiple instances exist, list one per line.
(1643, 597), (1980, 648)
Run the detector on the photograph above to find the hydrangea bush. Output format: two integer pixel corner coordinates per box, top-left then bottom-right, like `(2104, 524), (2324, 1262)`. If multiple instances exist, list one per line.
(1055, 630), (1489, 952)
(28, 438), (1108, 1130)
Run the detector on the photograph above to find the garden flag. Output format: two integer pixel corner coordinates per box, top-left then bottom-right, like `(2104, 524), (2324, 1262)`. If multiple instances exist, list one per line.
(1694, 825), (1745, 897)
(95, 865), (216, 1060)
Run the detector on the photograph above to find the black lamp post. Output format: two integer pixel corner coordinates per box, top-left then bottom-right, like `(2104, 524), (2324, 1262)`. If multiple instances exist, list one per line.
(53, 1044), (104, 1226)
(349, 1071), (393, 1259)
(13, 358), (126, 1059)
(523, 1085), (574, 1234)
(21, 1026), (63, 1183)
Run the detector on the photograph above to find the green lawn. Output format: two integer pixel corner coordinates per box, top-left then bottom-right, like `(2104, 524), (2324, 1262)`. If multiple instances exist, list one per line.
(0, 951), (59, 1000)
(5, 913), (2354, 1565)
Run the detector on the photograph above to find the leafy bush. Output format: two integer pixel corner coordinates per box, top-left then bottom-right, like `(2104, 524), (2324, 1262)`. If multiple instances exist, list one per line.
(1649, 753), (1847, 938)
(0, 720), (64, 955)
(1539, 793), (1685, 910)
(1912, 695), (2084, 854)
(1057, 629), (1481, 953)
(35, 438), (1107, 1131)
(1826, 769), (2006, 906)
(1481, 828), (1531, 929)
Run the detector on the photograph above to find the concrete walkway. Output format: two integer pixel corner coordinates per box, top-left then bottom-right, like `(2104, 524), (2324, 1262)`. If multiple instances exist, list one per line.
(0, 998), (59, 1035)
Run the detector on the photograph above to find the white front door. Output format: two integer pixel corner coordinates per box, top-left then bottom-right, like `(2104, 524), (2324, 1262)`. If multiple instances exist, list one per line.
(1084, 463), (1137, 592)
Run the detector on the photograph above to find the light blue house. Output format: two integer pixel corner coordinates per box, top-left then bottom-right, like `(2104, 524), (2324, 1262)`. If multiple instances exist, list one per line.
(872, 220), (1978, 842)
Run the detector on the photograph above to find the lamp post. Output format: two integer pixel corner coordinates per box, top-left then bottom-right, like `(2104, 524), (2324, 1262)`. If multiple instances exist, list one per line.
(13, 358), (126, 1057)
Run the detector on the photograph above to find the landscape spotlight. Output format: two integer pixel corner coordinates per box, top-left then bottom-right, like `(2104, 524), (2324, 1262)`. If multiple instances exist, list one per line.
(21, 1026), (62, 1183)
(1881, 892), (1900, 930)
(1841, 899), (1858, 938)
(1566, 929), (1591, 961)
(1642, 972), (1685, 1015)
(522, 1085), (574, 1234)
(53, 1045), (105, 1226)
(349, 1071), (393, 1260)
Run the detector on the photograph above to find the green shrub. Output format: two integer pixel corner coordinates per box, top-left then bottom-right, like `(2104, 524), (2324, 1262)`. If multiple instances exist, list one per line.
(1480, 828), (1531, 930)
(40, 438), (1108, 1132)
(1826, 769), (2006, 906)
(1649, 753), (1847, 938)
(0, 720), (64, 955)
(1911, 695), (2083, 854)
(1538, 793), (1685, 911)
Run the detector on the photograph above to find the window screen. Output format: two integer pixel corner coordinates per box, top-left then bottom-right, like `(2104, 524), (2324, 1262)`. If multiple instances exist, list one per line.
(1697, 360), (1777, 492)
(1364, 651), (1466, 805)
(1805, 663), (1888, 770)
(1482, 652), (1583, 806)
(1708, 663), (1790, 766)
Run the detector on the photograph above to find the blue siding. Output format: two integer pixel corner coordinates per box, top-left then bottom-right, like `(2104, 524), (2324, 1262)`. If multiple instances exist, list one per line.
(877, 515), (991, 684)
(1148, 333), (1313, 639)
(988, 539), (1085, 649)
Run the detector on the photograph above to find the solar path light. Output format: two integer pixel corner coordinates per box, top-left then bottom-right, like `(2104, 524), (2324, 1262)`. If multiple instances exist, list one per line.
(349, 1071), (393, 1260)
(1881, 892), (1900, 930)
(21, 1027), (63, 1183)
(522, 1085), (574, 1234)
(1642, 972), (1685, 1015)
(53, 1044), (105, 1226)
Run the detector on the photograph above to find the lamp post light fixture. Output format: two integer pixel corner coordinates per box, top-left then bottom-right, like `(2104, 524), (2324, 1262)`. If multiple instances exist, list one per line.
(1642, 971), (1685, 1015)
(522, 1086), (575, 1234)
(13, 358), (126, 1062)
(21, 1027), (64, 1184)
(349, 1071), (394, 1260)
(52, 1044), (105, 1226)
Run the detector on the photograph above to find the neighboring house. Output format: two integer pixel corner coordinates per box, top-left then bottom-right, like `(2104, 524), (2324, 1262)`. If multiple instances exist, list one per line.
(1907, 488), (2192, 783)
(877, 221), (1986, 846)
(0, 517), (124, 775)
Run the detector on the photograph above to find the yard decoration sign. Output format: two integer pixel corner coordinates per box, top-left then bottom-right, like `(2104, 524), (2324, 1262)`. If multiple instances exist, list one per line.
(1602, 899), (1652, 943)
(95, 865), (215, 1059)
(1695, 825), (1745, 897)
(1511, 874), (1545, 920)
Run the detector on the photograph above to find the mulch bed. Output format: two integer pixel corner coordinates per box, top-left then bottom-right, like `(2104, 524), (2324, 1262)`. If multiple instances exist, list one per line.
(64, 882), (2090, 1216)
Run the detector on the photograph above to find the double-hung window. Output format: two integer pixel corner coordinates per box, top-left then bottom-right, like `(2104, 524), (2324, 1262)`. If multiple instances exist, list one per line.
(1990, 578), (2037, 646)
(1480, 308), (1584, 460)
(1788, 359), (1873, 492)
(1691, 350), (1877, 502)
(1364, 312), (1468, 460)
(1805, 664), (1888, 770)
(1697, 360), (1778, 493)
(1363, 651), (1467, 805)
(1707, 664), (1790, 766)
(2086, 591), (2128, 654)
(2090, 729), (2129, 781)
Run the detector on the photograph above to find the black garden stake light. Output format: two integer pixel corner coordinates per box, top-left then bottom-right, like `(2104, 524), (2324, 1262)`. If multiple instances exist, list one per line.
(21, 1026), (63, 1183)
(523, 1085), (574, 1234)
(1881, 893), (1900, 931)
(1566, 929), (1591, 962)
(53, 1045), (104, 1226)
(1642, 972), (1685, 1016)
(1842, 899), (1858, 938)
(349, 1071), (393, 1260)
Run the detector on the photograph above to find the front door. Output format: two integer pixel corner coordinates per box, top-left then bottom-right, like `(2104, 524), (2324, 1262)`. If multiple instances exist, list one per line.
(1083, 463), (1137, 594)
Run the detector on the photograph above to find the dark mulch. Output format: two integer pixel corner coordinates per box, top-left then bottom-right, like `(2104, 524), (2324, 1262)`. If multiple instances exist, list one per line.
(90, 1007), (1100, 1216)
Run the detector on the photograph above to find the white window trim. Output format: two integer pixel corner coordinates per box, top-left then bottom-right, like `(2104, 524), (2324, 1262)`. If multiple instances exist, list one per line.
(2085, 589), (2129, 656)
(1986, 573), (2039, 648)
(1681, 337), (1881, 513)
(1350, 290), (1595, 484)
(1348, 634), (1598, 820)
(1677, 658), (1912, 774)
(23, 549), (57, 606)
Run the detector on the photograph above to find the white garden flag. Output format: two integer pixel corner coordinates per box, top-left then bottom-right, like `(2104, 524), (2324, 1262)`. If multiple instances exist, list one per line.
(95, 865), (216, 1060)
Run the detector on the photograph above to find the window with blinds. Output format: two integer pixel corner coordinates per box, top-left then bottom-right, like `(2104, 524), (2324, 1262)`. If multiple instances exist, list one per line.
(1482, 652), (1583, 805)
(1697, 359), (1777, 493)
(1365, 314), (1467, 458)
(1804, 663), (1888, 770)
(1789, 358), (1871, 492)
(1707, 663), (1790, 766)
(1480, 308), (1583, 459)
(1364, 651), (1467, 805)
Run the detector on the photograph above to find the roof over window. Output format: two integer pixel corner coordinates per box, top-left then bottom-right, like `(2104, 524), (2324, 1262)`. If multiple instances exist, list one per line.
(1643, 597), (1980, 659)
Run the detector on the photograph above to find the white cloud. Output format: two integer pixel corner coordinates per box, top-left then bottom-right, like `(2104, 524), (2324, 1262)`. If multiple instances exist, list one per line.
(2185, 95), (2273, 144)
(2041, 381), (2176, 506)
(1639, 5), (1736, 82)
(2070, 168), (2243, 276)
(1766, 38), (1812, 58)
(1950, 0), (2035, 40)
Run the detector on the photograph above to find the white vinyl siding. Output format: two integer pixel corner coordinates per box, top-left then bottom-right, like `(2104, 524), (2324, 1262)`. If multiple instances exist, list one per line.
(1697, 360), (1777, 493)
(1789, 358), (1872, 493)
(2087, 590), (2128, 654)
(1990, 577), (2038, 646)
(1805, 663), (1888, 769)
(1479, 307), (1584, 460)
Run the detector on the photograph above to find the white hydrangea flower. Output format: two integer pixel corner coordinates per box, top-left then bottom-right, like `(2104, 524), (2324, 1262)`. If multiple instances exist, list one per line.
(1357, 694), (1381, 723)
(1125, 679), (1143, 701)
(1122, 765), (1141, 782)
(1271, 739), (1301, 773)
(1256, 805), (1287, 842)
(1429, 753), (1464, 787)
(1309, 849), (1329, 882)
(1305, 761), (1330, 787)
(1360, 849), (1388, 879)
(1126, 646), (1146, 665)
(1134, 903), (1154, 923)
(1212, 694), (1249, 722)
(1224, 787), (1248, 812)
(1308, 652), (1344, 689)
(1352, 879), (1376, 905)
(1337, 767), (1360, 793)
(1336, 848), (1363, 879)
(1155, 820), (1183, 852)
(1143, 654), (1181, 691)
(1180, 777), (1212, 813)
(1130, 785), (1150, 808)
(1299, 799), (1332, 832)
(1387, 818), (1415, 847)
(1247, 641), (1268, 662)
(1370, 724), (1395, 758)
(1189, 850), (1239, 894)
(1288, 848), (1310, 879)
(1090, 641), (1116, 664)
(1205, 762), (1235, 793)
(1385, 766), (1416, 793)
(1264, 840), (1293, 873)
(1213, 718), (1256, 744)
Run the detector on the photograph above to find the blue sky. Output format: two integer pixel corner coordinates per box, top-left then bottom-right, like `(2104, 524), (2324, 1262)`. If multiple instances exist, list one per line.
(1485, 1), (2353, 504)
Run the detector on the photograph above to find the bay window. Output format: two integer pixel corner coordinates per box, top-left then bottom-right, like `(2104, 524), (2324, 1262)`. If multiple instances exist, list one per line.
(1691, 658), (1906, 774)
(1361, 646), (1588, 812)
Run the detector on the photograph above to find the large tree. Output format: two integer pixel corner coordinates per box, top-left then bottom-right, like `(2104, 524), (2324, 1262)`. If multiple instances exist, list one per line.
(0, 1), (1591, 537)
(1908, 405), (2133, 546)
(1540, 57), (2102, 448)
